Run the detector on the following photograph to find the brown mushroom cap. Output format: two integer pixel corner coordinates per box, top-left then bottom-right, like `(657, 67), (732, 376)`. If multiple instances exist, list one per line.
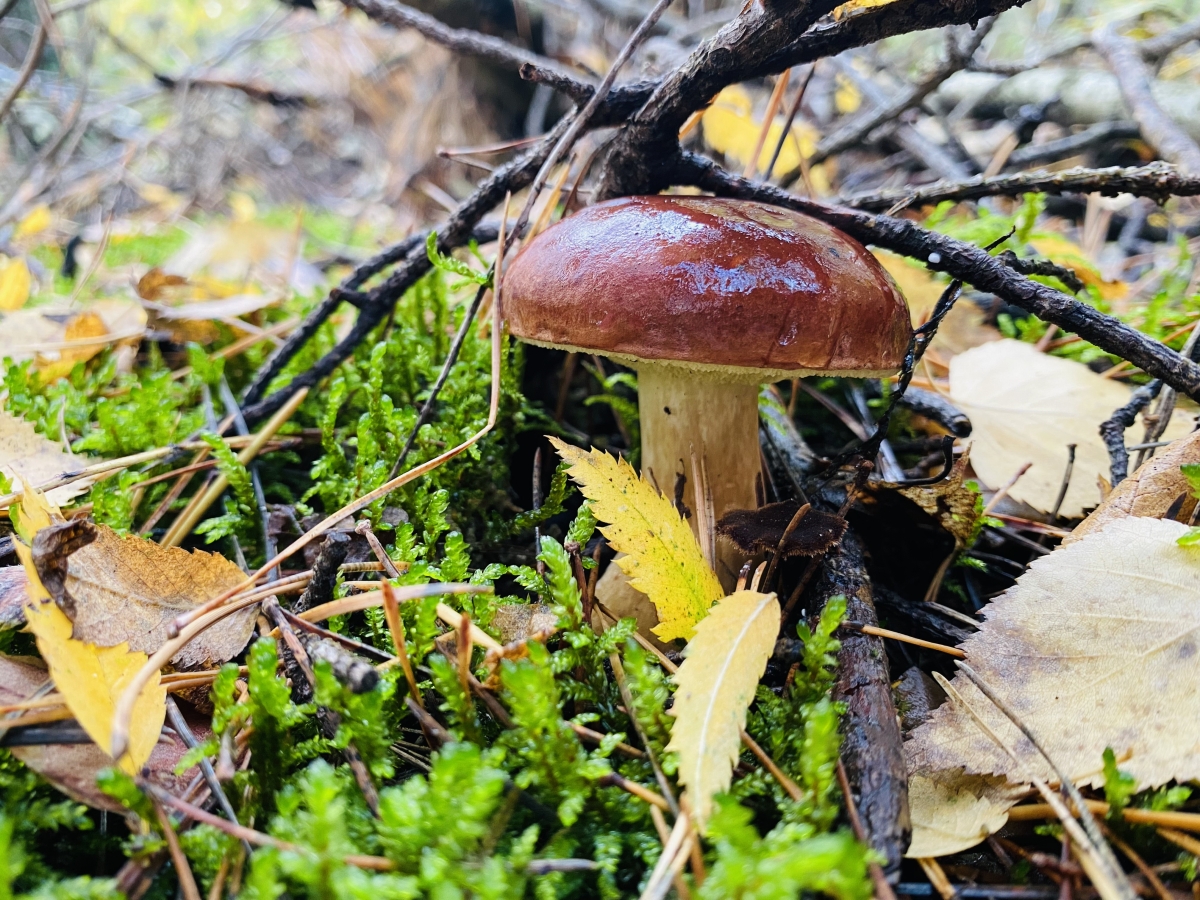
(503, 195), (912, 381)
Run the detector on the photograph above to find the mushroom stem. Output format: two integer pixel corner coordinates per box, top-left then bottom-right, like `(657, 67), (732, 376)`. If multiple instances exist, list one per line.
(637, 365), (760, 589)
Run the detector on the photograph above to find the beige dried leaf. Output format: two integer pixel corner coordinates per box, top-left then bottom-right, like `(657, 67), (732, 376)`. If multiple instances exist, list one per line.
(907, 771), (1027, 858)
(39, 522), (254, 668)
(906, 516), (1200, 790)
(1065, 431), (1200, 545)
(949, 340), (1194, 517)
(667, 590), (780, 828)
(0, 411), (91, 504)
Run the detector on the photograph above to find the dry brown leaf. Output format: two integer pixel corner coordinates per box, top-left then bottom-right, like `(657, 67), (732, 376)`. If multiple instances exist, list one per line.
(0, 300), (146, 379)
(874, 251), (1000, 362)
(906, 516), (1200, 791)
(949, 340), (1194, 517)
(667, 590), (780, 828)
(33, 520), (254, 669)
(135, 267), (189, 301)
(1065, 431), (1200, 545)
(0, 654), (200, 811)
(894, 448), (981, 549)
(907, 771), (1027, 858)
(0, 410), (91, 505)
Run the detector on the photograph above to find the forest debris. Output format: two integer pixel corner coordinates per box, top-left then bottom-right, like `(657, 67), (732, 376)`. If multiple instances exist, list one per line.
(0, 411), (91, 505)
(666, 590), (780, 828)
(907, 771), (1026, 859)
(907, 517), (1200, 795)
(301, 635), (379, 694)
(31, 520), (255, 668)
(949, 340), (1194, 517)
(0, 300), (147, 378)
(0, 655), (200, 812)
(1066, 430), (1200, 545)
(891, 450), (981, 548)
(552, 439), (722, 642)
(716, 499), (846, 557)
(14, 492), (165, 773)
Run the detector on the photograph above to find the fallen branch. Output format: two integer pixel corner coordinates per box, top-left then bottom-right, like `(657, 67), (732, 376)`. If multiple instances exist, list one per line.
(840, 162), (1200, 212)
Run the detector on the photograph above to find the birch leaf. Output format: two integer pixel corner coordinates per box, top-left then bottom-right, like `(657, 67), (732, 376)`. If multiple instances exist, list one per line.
(551, 438), (723, 641)
(1066, 430), (1200, 545)
(0, 257), (31, 312)
(949, 340), (1194, 517)
(14, 488), (165, 774)
(906, 516), (1200, 791)
(667, 590), (780, 827)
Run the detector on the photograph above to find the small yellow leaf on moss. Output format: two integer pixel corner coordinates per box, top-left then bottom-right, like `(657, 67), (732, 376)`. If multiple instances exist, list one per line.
(550, 438), (723, 641)
(14, 206), (51, 239)
(0, 257), (32, 312)
(13, 486), (165, 774)
(667, 590), (780, 828)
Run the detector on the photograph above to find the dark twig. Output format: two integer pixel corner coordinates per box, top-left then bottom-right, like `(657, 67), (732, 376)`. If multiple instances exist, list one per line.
(1094, 27), (1200, 174)
(1101, 381), (1164, 487)
(0, 18), (48, 125)
(342, 0), (593, 99)
(678, 155), (1200, 401)
(292, 532), (350, 614)
(1007, 121), (1142, 168)
(164, 698), (252, 858)
(840, 162), (1200, 212)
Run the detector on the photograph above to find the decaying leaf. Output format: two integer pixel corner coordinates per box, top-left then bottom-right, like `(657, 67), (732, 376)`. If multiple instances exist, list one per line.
(874, 251), (1000, 361)
(716, 500), (847, 558)
(667, 590), (780, 827)
(893, 450), (982, 549)
(949, 340), (1194, 517)
(135, 267), (189, 301)
(1065, 431), (1200, 545)
(32, 518), (254, 668)
(0, 654), (200, 811)
(907, 771), (1027, 858)
(0, 299), (147, 378)
(0, 410), (91, 505)
(14, 492), (165, 773)
(906, 516), (1200, 792)
(0, 567), (28, 629)
(552, 438), (723, 642)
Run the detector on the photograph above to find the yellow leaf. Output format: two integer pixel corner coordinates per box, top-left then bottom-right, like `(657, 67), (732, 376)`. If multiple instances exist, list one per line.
(14, 206), (51, 239)
(229, 192), (258, 223)
(701, 85), (818, 180)
(834, 73), (861, 115)
(0, 257), (31, 312)
(551, 438), (723, 641)
(13, 488), (165, 773)
(37, 312), (109, 382)
(832, 0), (898, 19)
(666, 590), (780, 827)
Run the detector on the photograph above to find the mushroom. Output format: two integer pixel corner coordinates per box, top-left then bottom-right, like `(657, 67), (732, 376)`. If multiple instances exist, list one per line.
(503, 195), (911, 587)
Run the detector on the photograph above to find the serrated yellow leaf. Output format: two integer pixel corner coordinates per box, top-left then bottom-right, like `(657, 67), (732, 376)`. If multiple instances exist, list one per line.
(14, 205), (51, 239)
(550, 438), (722, 641)
(13, 485), (165, 774)
(667, 590), (780, 828)
(0, 257), (31, 312)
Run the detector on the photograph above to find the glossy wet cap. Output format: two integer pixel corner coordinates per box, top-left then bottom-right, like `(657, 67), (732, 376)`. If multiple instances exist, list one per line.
(503, 195), (911, 379)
